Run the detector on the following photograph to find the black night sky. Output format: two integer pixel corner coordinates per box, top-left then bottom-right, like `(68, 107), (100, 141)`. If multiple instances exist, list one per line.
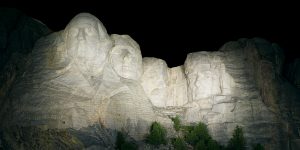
(15, 3), (299, 67)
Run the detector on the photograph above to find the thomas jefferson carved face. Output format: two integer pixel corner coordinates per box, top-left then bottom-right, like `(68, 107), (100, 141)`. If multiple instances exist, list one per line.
(64, 13), (112, 76)
(110, 35), (143, 80)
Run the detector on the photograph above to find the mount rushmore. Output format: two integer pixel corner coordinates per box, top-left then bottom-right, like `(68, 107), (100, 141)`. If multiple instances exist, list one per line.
(1, 12), (300, 149)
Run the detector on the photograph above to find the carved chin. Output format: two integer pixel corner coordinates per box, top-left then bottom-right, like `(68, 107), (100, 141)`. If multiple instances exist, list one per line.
(65, 44), (108, 76)
(115, 67), (138, 80)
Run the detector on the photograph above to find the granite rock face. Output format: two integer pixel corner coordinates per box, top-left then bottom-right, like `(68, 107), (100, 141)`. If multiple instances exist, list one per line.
(286, 59), (300, 88)
(141, 58), (168, 107)
(184, 51), (233, 101)
(242, 38), (284, 112)
(180, 40), (282, 148)
(0, 8), (50, 69)
(0, 8), (50, 102)
(1, 13), (155, 141)
(1, 12), (299, 149)
(141, 58), (188, 107)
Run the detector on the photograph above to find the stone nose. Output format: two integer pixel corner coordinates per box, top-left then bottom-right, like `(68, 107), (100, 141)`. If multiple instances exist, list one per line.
(77, 28), (86, 41)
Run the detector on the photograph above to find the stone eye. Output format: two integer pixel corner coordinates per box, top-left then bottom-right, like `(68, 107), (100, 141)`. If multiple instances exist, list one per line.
(69, 28), (78, 37)
(85, 27), (95, 35)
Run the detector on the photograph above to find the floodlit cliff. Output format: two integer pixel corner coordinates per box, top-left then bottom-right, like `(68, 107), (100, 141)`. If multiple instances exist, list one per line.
(0, 10), (300, 149)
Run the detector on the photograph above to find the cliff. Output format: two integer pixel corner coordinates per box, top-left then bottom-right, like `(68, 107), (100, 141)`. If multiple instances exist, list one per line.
(0, 10), (299, 149)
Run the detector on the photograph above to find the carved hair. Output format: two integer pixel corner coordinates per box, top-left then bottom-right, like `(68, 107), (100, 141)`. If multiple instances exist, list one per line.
(63, 13), (110, 42)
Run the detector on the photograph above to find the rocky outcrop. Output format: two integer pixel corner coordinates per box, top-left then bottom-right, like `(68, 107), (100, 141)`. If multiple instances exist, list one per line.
(278, 77), (300, 150)
(0, 8), (50, 69)
(242, 38), (284, 112)
(0, 8), (50, 102)
(0, 9), (51, 138)
(181, 44), (281, 148)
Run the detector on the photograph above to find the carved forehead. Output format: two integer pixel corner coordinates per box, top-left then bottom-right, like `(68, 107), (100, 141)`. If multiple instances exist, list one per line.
(67, 13), (99, 28)
(64, 13), (111, 41)
(110, 34), (141, 56)
(111, 47), (134, 55)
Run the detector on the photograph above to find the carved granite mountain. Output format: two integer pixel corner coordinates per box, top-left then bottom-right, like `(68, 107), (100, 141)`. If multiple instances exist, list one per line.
(1, 13), (156, 141)
(1, 12), (299, 149)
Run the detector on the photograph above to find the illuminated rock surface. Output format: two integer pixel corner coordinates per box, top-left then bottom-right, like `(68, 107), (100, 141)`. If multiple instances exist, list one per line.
(141, 57), (188, 107)
(182, 42), (280, 147)
(0, 12), (300, 149)
(1, 13), (155, 141)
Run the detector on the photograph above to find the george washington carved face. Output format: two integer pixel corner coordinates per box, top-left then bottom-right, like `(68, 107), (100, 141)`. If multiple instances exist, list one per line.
(64, 13), (112, 76)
